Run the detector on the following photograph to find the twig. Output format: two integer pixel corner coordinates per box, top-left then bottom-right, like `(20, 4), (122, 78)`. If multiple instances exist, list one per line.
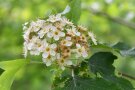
(118, 72), (135, 80)
(83, 7), (135, 30)
(72, 69), (76, 87)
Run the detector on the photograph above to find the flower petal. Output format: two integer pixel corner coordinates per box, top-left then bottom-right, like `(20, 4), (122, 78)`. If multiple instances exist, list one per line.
(42, 52), (49, 58)
(51, 44), (57, 49)
(65, 60), (72, 65)
(56, 53), (60, 59)
(46, 61), (52, 66)
(59, 32), (65, 37)
(50, 50), (56, 56)
(47, 32), (53, 38)
(76, 43), (81, 48)
(66, 36), (71, 40)
(82, 51), (88, 58)
(54, 35), (59, 41)
(66, 41), (72, 46)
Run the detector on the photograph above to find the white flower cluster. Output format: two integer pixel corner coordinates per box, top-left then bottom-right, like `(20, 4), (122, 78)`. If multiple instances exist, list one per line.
(23, 14), (97, 70)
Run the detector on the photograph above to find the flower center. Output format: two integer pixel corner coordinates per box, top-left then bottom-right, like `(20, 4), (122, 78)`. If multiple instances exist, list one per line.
(54, 31), (58, 35)
(63, 41), (66, 44)
(46, 47), (50, 51)
(78, 48), (82, 52)
(60, 59), (64, 63)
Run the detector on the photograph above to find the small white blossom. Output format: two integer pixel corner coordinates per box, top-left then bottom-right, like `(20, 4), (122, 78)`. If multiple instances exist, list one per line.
(42, 43), (57, 58)
(47, 29), (65, 41)
(47, 14), (62, 22)
(43, 55), (56, 66)
(76, 44), (88, 58)
(61, 36), (72, 46)
(57, 58), (72, 70)
(88, 32), (97, 45)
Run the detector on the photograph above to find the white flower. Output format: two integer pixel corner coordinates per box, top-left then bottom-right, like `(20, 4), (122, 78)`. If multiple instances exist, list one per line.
(42, 43), (57, 58)
(61, 36), (72, 46)
(57, 58), (72, 70)
(78, 25), (87, 31)
(30, 20), (45, 32)
(67, 27), (80, 36)
(88, 32), (97, 45)
(30, 21), (40, 32)
(23, 42), (28, 58)
(23, 29), (30, 42)
(62, 17), (73, 26)
(47, 14), (62, 22)
(54, 22), (65, 30)
(27, 36), (43, 55)
(23, 22), (29, 31)
(43, 55), (56, 66)
(38, 24), (52, 38)
(47, 29), (65, 41)
(76, 43), (88, 58)
(72, 27), (81, 36)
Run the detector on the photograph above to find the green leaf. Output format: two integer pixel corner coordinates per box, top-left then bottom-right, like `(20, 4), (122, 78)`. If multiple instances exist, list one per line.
(54, 75), (133, 90)
(0, 68), (4, 76)
(63, 77), (133, 90)
(89, 52), (117, 78)
(91, 44), (120, 54)
(112, 42), (131, 50)
(66, 0), (81, 24)
(0, 59), (29, 90)
(114, 77), (134, 90)
(112, 42), (135, 57)
(120, 48), (135, 57)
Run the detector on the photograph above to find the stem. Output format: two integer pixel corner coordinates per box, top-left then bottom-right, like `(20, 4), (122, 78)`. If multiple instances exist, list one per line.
(72, 69), (76, 87)
(83, 7), (135, 30)
(118, 72), (135, 80)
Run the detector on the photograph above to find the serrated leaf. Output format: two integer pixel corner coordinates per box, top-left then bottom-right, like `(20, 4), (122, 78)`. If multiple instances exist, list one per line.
(0, 59), (29, 90)
(58, 77), (120, 90)
(55, 76), (134, 90)
(89, 52), (117, 78)
(66, 0), (81, 24)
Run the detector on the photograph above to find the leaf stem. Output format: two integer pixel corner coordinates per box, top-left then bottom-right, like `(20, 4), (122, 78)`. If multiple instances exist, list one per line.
(118, 72), (135, 80)
(72, 69), (76, 87)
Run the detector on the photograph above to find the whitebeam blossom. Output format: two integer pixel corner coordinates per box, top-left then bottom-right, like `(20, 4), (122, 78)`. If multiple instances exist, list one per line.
(23, 14), (97, 70)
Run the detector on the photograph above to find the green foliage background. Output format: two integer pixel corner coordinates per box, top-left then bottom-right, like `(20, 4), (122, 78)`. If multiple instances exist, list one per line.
(0, 0), (135, 90)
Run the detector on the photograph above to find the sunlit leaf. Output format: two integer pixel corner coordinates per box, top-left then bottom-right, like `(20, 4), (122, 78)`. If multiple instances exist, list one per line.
(0, 59), (29, 90)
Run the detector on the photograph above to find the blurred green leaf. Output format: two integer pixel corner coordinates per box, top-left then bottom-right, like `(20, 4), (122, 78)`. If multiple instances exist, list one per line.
(112, 42), (135, 57)
(0, 59), (29, 90)
(120, 48), (135, 57)
(113, 42), (131, 50)
(91, 44), (119, 53)
(66, 0), (81, 24)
